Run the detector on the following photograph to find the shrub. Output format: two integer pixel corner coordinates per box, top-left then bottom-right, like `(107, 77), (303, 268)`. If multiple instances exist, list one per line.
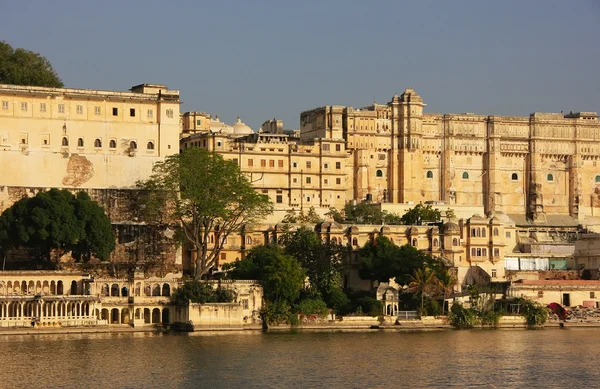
(448, 302), (477, 329)
(261, 300), (291, 325)
(297, 298), (329, 318)
(355, 297), (383, 317)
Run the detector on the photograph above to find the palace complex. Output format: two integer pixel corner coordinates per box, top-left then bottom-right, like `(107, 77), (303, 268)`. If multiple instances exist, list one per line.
(2, 81), (600, 328)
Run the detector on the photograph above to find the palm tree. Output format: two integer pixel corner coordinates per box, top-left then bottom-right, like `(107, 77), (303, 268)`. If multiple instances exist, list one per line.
(409, 267), (437, 313)
(436, 268), (457, 315)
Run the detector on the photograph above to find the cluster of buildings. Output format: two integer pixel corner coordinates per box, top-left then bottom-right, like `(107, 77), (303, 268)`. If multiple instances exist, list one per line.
(1, 80), (600, 327)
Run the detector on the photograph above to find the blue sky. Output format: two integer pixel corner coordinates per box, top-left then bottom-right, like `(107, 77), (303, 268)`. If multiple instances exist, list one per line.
(1, 0), (598, 130)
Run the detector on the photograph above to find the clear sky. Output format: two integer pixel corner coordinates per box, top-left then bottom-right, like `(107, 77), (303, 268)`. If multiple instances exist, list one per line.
(1, 0), (598, 130)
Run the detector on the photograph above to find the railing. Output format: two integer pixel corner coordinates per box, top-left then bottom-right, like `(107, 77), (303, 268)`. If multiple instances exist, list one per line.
(397, 311), (419, 320)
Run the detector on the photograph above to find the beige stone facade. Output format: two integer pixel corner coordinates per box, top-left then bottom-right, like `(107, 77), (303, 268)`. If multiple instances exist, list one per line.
(0, 83), (180, 189)
(299, 90), (600, 221)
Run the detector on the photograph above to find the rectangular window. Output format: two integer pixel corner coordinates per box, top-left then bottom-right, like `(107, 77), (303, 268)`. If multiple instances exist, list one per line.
(42, 135), (50, 146)
(335, 144), (341, 151)
(248, 159), (254, 167)
(76, 105), (83, 114)
(306, 161), (311, 169)
(276, 195), (283, 204)
(292, 162), (298, 168)
(336, 178), (341, 185)
(269, 160), (275, 168)
(233, 158), (239, 165)
(324, 179), (329, 185)
(40, 103), (46, 112)
(261, 159), (266, 167)
(112, 107), (118, 116)
(94, 106), (101, 116)
(21, 102), (28, 112)
(324, 163), (329, 169)
(220, 253), (226, 260)
(147, 109), (153, 118)
(58, 104), (65, 113)
(538, 290), (544, 298)
(322, 144), (330, 151)
(306, 177), (311, 184)
(336, 162), (341, 169)
(241, 299), (249, 310)
(196, 119), (201, 126)
(20, 133), (28, 144)
(1, 101), (8, 110)
(506, 232), (511, 239)
(591, 292), (596, 299)
(166, 109), (174, 118)
(293, 178), (298, 184)
(130, 108), (136, 117)
(278, 160), (283, 168)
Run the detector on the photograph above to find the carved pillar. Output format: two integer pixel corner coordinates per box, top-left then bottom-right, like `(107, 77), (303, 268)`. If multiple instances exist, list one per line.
(569, 152), (583, 220)
(527, 138), (546, 222)
(486, 117), (501, 216)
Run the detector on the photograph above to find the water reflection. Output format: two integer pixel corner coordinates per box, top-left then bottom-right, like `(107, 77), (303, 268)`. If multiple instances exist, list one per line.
(0, 328), (598, 388)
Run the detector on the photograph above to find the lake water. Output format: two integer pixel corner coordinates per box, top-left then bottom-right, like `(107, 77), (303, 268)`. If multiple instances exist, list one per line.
(1, 328), (599, 388)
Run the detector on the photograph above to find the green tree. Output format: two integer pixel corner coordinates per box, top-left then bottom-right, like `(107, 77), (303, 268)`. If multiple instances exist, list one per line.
(297, 206), (323, 224)
(170, 280), (235, 305)
(230, 245), (305, 304)
(435, 268), (457, 315)
(0, 189), (115, 264)
(358, 237), (433, 285)
(280, 227), (346, 302)
(401, 204), (441, 225)
(137, 148), (273, 279)
(408, 267), (437, 313)
(0, 41), (63, 87)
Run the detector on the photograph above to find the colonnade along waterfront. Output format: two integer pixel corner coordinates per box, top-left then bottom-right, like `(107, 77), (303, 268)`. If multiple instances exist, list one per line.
(0, 271), (176, 328)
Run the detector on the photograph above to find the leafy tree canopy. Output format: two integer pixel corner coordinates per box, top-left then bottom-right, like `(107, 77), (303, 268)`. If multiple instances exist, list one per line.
(358, 236), (435, 285)
(137, 148), (273, 279)
(342, 203), (404, 225)
(0, 41), (63, 87)
(170, 280), (235, 305)
(228, 244), (305, 304)
(0, 189), (115, 263)
(280, 226), (346, 301)
(400, 204), (441, 225)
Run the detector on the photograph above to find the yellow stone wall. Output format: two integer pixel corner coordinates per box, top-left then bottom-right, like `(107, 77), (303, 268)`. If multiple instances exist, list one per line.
(0, 83), (180, 189)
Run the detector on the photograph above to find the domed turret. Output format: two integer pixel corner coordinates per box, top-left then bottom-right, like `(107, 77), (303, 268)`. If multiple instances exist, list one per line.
(209, 115), (234, 135)
(444, 221), (460, 234)
(232, 116), (254, 135)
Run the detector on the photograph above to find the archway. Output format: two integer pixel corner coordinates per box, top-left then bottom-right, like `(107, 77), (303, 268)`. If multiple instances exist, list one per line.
(111, 284), (120, 296)
(111, 308), (120, 324)
(121, 287), (129, 297)
(121, 308), (130, 324)
(162, 284), (171, 297)
(57, 281), (64, 295)
(144, 308), (151, 323)
(162, 308), (170, 324)
(152, 308), (161, 323)
(71, 280), (78, 295)
(152, 284), (161, 296)
(101, 308), (110, 321)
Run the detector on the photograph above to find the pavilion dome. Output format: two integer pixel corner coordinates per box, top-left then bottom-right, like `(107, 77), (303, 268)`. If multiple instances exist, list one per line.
(209, 115), (234, 134)
(232, 116), (254, 135)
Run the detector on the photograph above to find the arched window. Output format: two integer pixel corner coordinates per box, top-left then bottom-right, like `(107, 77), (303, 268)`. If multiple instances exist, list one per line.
(109, 139), (116, 148)
(494, 248), (500, 257)
(147, 141), (155, 150)
(482, 248), (487, 257)
(77, 138), (84, 147)
(476, 228), (481, 237)
(452, 238), (458, 246)
(493, 227), (499, 236)
(481, 228), (486, 238)
(426, 171), (433, 178)
(94, 138), (102, 148)
(433, 238), (438, 247)
(471, 228), (476, 237)
(462, 172), (469, 179)
(412, 238), (417, 247)
(376, 170), (383, 177)
(352, 237), (358, 246)
(332, 237), (338, 244)
(595, 175), (600, 183)
(61, 137), (68, 146)
(547, 173), (553, 181)
(511, 173), (518, 180)
(246, 236), (252, 245)
(129, 141), (137, 149)
(471, 248), (476, 256)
